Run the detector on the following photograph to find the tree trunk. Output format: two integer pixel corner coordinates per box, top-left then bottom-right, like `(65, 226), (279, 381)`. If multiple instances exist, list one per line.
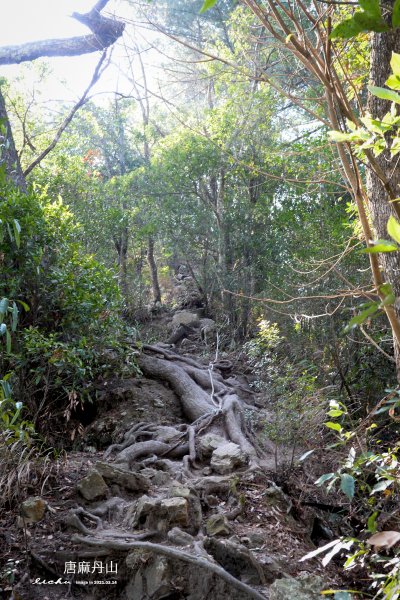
(366, 18), (400, 378)
(147, 235), (162, 305)
(0, 88), (26, 190)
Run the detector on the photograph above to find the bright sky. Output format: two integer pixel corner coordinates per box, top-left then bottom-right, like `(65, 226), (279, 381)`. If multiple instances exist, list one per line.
(0, 0), (131, 101)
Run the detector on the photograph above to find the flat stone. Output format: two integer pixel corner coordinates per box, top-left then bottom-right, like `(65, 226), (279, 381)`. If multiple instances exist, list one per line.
(140, 467), (171, 486)
(77, 470), (108, 501)
(198, 433), (226, 459)
(170, 483), (191, 498)
(21, 497), (47, 523)
(206, 514), (232, 537)
(95, 461), (149, 492)
(160, 497), (189, 528)
(167, 527), (194, 546)
(211, 442), (247, 474)
(172, 311), (200, 327)
(269, 574), (324, 600)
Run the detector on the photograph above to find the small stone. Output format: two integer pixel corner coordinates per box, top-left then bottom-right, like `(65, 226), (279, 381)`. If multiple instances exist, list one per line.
(169, 483), (191, 498)
(21, 497), (47, 523)
(77, 470), (108, 501)
(167, 527), (194, 546)
(206, 514), (232, 537)
(172, 311), (200, 327)
(211, 442), (247, 474)
(198, 433), (226, 459)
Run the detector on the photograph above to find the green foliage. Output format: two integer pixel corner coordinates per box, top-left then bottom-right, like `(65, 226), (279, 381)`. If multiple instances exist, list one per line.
(244, 320), (325, 454)
(0, 172), (135, 439)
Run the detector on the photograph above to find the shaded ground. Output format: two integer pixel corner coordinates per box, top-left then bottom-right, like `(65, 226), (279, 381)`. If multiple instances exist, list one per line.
(0, 309), (351, 600)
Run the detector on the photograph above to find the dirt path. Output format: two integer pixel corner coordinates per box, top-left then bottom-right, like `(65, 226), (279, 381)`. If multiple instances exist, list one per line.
(1, 310), (341, 600)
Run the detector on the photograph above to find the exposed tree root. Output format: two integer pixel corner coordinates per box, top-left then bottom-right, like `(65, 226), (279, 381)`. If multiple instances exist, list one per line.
(71, 535), (268, 600)
(127, 347), (268, 470)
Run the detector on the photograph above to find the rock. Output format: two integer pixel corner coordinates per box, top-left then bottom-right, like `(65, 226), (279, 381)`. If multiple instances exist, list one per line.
(128, 495), (189, 532)
(169, 483), (191, 498)
(172, 311), (200, 327)
(160, 497), (189, 528)
(77, 470), (108, 501)
(169, 482), (202, 533)
(95, 461), (150, 492)
(199, 318), (216, 338)
(167, 527), (194, 546)
(269, 574), (324, 600)
(206, 514), (232, 537)
(243, 531), (265, 548)
(198, 433), (226, 459)
(140, 467), (171, 486)
(204, 537), (265, 585)
(21, 497), (47, 523)
(146, 557), (171, 598)
(211, 442), (247, 474)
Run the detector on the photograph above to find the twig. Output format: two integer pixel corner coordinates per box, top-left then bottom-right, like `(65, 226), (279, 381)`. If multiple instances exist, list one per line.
(24, 50), (108, 176)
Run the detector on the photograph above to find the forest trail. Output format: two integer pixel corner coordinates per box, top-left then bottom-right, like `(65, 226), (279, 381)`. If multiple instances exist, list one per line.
(2, 299), (342, 600)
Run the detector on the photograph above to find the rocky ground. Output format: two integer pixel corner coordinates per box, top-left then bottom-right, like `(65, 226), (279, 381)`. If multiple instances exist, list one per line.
(0, 297), (349, 600)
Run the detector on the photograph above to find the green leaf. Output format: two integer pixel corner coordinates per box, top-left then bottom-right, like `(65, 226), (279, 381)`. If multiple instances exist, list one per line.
(6, 329), (11, 353)
(328, 409), (344, 417)
(0, 297), (8, 320)
(390, 137), (400, 156)
(330, 17), (366, 39)
(371, 479), (393, 494)
(368, 85), (400, 103)
(340, 473), (355, 500)
(353, 11), (387, 32)
(315, 472), (335, 486)
(388, 215), (400, 244)
(325, 421), (342, 432)
(362, 239), (398, 253)
(0, 323), (6, 336)
(359, 0), (380, 17)
(12, 219), (21, 249)
(386, 75), (400, 91)
(393, 0), (400, 28)
(367, 511), (379, 533)
(200, 0), (218, 13)
(328, 130), (353, 142)
(16, 299), (30, 312)
(11, 302), (18, 332)
(345, 303), (380, 330)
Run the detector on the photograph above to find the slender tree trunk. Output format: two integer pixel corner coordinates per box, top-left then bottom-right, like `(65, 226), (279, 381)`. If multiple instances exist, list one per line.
(117, 227), (129, 299)
(0, 88), (26, 190)
(147, 235), (161, 305)
(366, 18), (400, 378)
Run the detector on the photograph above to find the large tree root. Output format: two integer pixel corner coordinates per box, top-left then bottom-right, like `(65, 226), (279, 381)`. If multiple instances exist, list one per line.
(71, 535), (268, 600)
(106, 346), (269, 470)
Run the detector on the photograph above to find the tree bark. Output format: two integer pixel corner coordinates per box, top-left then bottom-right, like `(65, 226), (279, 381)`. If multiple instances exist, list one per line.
(0, 7), (124, 65)
(0, 88), (26, 189)
(147, 235), (162, 305)
(366, 14), (400, 378)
